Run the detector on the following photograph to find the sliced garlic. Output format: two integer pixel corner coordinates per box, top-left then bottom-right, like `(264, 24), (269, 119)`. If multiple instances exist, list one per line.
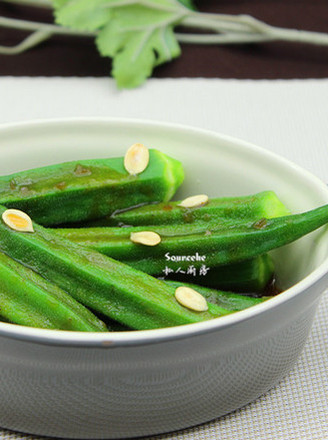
(124, 143), (149, 175)
(2, 209), (34, 233)
(175, 286), (208, 312)
(130, 231), (161, 246)
(178, 194), (209, 209)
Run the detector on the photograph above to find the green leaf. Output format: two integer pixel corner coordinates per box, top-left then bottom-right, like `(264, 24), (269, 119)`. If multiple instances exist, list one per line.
(179, 0), (195, 10)
(53, 0), (113, 31)
(52, 0), (194, 88)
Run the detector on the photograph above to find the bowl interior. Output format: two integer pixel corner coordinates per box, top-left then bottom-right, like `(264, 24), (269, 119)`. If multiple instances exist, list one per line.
(0, 119), (328, 292)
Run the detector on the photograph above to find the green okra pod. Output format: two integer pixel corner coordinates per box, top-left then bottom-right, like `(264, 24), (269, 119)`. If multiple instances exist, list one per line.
(165, 280), (268, 311)
(0, 205), (228, 330)
(128, 205), (328, 271)
(106, 191), (290, 226)
(163, 255), (275, 293)
(56, 225), (275, 293)
(0, 150), (184, 226)
(1, 203), (328, 330)
(55, 204), (328, 273)
(0, 251), (107, 332)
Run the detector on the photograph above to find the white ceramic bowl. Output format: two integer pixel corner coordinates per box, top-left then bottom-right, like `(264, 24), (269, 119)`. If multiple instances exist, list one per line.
(0, 119), (327, 439)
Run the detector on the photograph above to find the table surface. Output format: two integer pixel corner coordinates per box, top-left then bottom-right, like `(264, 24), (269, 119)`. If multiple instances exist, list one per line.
(0, 77), (327, 440)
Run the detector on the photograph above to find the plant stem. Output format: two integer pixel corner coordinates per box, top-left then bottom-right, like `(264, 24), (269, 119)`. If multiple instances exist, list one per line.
(182, 12), (328, 47)
(0, 2), (328, 51)
(0, 15), (95, 36)
(181, 14), (254, 34)
(0, 29), (52, 54)
(176, 32), (274, 45)
(237, 14), (328, 46)
(0, 15), (94, 54)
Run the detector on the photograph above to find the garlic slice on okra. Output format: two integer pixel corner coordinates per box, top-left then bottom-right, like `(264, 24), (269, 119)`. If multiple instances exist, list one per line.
(124, 143), (149, 175)
(178, 194), (209, 209)
(130, 231), (161, 246)
(2, 209), (34, 233)
(175, 286), (208, 312)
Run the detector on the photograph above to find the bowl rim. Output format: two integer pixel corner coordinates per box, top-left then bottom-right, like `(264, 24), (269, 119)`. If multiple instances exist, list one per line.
(0, 116), (328, 347)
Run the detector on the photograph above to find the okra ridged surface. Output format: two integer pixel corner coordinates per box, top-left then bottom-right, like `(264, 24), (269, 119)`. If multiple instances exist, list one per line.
(165, 280), (267, 311)
(56, 226), (275, 292)
(106, 191), (290, 226)
(1, 201), (328, 330)
(55, 204), (328, 272)
(0, 252), (107, 331)
(0, 205), (227, 330)
(0, 150), (184, 226)
(163, 255), (275, 293)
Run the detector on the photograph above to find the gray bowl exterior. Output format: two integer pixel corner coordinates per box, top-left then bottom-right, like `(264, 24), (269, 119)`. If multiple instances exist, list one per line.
(0, 273), (326, 439)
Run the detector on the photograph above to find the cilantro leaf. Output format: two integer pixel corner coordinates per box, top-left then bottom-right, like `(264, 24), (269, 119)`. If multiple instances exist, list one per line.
(96, 5), (183, 88)
(53, 0), (114, 31)
(52, 0), (194, 88)
(179, 0), (195, 10)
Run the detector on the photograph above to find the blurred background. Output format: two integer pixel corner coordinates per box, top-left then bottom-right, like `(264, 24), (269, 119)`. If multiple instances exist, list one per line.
(0, 0), (327, 78)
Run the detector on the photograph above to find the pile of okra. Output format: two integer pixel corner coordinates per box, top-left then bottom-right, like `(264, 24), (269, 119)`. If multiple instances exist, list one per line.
(0, 143), (327, 332)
